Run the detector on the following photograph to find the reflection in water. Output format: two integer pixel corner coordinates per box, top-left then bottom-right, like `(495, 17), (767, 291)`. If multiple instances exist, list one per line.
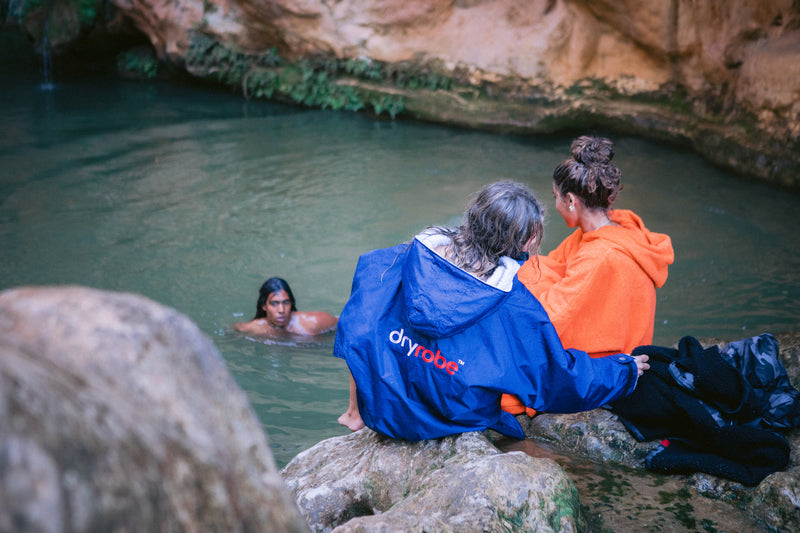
(1, 72), (799, 470)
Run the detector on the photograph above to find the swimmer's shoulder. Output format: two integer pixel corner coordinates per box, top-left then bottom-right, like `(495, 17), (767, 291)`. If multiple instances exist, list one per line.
(234, 318), (268, 334)
(291, 311), (338, 335)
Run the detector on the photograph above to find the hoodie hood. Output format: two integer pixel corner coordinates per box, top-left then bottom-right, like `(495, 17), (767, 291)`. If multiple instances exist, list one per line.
(586, 210), (674, 288)
(401, 233), (519, 338)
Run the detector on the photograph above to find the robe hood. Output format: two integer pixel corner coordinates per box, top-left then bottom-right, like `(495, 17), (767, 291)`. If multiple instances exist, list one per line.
(587, 209), (673, 288)
(402, 233), (519, 338)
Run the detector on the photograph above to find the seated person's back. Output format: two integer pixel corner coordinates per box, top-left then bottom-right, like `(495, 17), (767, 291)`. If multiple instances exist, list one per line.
(335, 181), (650, 440)
(518, 136), (673, 357)
(503, 136), (673, 416)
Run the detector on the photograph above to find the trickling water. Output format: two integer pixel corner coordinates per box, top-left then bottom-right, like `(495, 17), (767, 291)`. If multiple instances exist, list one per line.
(0, 71), (799, 472)
(38, 22), (54, 92)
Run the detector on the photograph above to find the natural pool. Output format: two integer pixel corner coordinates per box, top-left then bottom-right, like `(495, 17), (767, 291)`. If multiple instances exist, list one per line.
(1, 71), (799, 473)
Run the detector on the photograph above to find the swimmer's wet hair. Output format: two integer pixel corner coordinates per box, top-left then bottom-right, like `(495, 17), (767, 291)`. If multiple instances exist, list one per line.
(253, 277), (297, 319)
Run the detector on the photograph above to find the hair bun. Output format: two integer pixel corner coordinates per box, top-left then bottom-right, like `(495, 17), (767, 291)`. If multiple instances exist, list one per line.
(570, 136), (614, 165)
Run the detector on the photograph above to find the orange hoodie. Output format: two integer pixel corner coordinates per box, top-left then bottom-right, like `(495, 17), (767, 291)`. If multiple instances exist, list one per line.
(501, 209), (674, 415)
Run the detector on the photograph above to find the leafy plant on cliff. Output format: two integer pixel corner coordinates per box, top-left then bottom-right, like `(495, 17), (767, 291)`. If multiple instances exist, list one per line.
(116, 49), (158, 80)
(186, 34), (280, 85)
(76, 0), (94, 24)
(370, 94), (405, 118)
(385, 62), (453, 92)
(10, 0), (41, 17)
(342, 57), (384, 81)
(186, 34), (409, 118)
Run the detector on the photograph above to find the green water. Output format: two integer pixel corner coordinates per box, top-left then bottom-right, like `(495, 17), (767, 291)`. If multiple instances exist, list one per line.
(2, 71), (799, 467)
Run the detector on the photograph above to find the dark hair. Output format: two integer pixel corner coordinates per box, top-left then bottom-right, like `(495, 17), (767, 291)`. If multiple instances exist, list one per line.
(553, 136), (623, 209)
(253, 277), (297, 319)
(431, 181), (545, 278)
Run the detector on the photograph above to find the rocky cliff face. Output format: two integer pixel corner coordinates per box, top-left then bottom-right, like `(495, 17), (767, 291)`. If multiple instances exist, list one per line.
(15, 0), (800, 186)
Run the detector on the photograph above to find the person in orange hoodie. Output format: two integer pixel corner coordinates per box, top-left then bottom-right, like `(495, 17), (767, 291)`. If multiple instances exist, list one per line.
(502, 135), (674, 416)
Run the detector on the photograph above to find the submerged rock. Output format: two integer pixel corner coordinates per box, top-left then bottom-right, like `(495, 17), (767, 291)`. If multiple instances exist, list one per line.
(281, 429), (585, 533)
(0, 286), (309, 532)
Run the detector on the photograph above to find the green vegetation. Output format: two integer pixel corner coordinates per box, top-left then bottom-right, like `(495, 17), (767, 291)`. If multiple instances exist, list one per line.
(186, 34), (470, 119)
(11, 0), (99, 51)
(585, 471), (634, 505)
(116, 49), (158, 80)
(76, 0), (95, 25)
(564, 76), (612, 97)
(11, 0), (42, 17)
(659, 487), (697, 530)
(545, 481), (584, 531)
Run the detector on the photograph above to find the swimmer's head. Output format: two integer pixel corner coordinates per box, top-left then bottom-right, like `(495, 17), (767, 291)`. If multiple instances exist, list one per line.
(254, 277), (297, 320)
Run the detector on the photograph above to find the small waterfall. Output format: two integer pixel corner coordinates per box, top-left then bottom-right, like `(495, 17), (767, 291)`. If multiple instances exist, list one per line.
(39, 21), (55, 91)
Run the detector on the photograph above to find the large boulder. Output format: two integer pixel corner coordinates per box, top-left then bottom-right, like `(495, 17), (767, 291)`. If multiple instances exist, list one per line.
(0, 286), (309, 532)
(281, 429), (585, 533)
(513, 409), (659, 468)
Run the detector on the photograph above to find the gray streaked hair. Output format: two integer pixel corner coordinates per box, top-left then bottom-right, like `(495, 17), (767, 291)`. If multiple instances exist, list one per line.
(429, 180), (544, 278)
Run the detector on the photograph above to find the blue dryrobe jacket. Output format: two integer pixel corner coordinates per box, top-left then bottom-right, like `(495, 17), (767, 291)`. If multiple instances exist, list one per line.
(334, 236), (639, 441)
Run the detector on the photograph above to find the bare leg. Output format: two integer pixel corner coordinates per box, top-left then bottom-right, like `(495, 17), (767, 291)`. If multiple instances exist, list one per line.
(337, 372), (365, 431)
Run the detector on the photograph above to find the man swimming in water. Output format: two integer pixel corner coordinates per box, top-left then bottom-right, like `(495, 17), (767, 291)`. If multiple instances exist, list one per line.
(234, 277), (338, 337)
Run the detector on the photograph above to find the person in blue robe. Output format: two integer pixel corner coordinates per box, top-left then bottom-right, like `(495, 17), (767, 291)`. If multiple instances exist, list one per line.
(335, 180), (649, 440)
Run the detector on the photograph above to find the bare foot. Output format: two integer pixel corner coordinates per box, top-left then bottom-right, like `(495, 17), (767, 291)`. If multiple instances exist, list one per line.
(339, 372), (365, 431)
(337, 409), (365, 432)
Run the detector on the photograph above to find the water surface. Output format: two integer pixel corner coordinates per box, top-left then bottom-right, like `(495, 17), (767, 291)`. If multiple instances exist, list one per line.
(1, 71), (799, 467)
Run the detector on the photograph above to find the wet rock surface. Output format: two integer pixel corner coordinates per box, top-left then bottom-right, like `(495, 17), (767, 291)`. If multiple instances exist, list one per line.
(498, 332), (800, 532)
(16, 0), (799, 187)
(500, 412), (800, 532)
(2, 285), (796, 531)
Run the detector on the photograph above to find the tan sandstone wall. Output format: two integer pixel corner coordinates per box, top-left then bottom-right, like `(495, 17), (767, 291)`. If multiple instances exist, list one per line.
(23, 0), (796, 185)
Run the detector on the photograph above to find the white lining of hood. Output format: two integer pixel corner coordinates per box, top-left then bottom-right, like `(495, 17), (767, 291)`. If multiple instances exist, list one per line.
(416, 231), (519, 292)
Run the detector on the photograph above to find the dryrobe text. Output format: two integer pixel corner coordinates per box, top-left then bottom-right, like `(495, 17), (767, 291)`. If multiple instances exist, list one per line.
(389, 328), (459, 376)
